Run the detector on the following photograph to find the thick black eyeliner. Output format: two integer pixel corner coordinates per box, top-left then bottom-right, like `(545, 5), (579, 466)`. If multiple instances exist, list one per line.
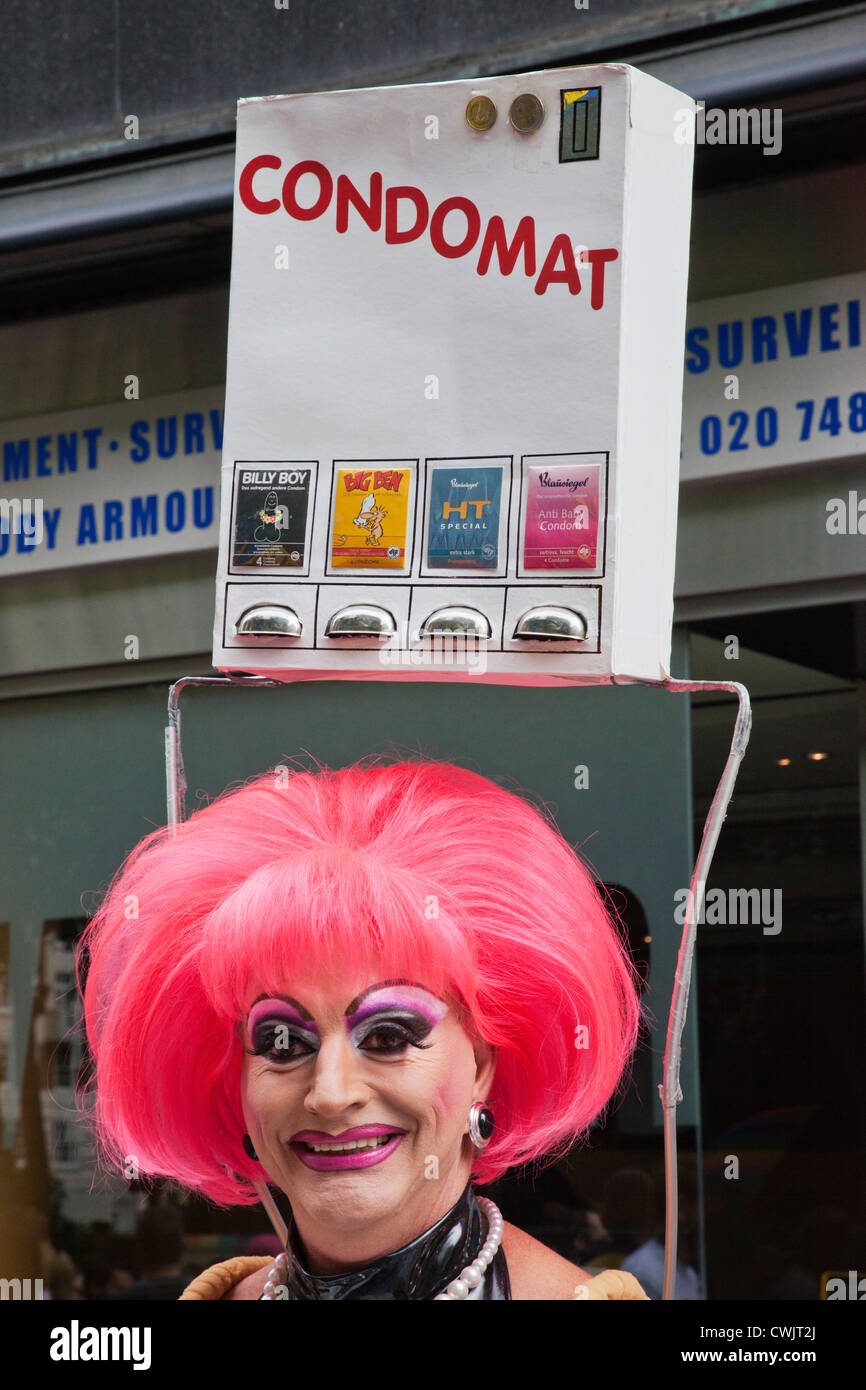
(246, 1022), (318, 1061)
(355, 1019), (434, 1051)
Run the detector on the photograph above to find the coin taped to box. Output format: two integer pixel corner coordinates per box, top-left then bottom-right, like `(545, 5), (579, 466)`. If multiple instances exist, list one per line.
(213, 63), (696, 684)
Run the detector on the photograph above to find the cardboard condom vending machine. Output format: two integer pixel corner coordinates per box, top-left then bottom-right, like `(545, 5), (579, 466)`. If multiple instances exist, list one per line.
(212, 64), (696, 686)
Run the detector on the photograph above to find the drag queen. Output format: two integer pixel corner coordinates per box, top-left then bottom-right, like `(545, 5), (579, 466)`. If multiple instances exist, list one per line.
(78, 758), (649, 1300)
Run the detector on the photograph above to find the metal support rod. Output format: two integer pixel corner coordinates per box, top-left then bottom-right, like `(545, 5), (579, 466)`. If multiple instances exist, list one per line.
(165, 672), (289, 1249)
(253, 1179), (290, 1249)
(614, 676), (752, 1299)
(165, 674), (284, 830)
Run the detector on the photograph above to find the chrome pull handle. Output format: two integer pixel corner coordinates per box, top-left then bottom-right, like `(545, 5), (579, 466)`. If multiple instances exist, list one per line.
(235, 604), (303, 638)
(325, 604), (398, 638)
(418, 606), (493, 640)
(512, 605), (588, 641)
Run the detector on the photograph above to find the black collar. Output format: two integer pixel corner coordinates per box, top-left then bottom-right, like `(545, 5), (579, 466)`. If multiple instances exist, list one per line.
(278, 1184), (510, 1300)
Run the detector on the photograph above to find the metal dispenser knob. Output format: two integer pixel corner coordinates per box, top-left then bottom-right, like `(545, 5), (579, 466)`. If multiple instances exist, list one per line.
(325, 604), (398, 638)
(512, 605), (588, 641)
(235, 604), (303, 638)
(418, 606), (492, 639)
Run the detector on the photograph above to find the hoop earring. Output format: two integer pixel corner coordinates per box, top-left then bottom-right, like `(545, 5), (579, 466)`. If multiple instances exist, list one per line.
(242, 1133), (259, 1162)
(468, 1102), (495, 1150)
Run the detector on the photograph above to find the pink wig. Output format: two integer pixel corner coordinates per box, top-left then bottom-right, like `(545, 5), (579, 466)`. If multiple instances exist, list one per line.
(77, 758), (642, 1205)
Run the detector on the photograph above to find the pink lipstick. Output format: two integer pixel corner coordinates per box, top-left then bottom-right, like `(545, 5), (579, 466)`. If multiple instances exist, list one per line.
(290, 1124), (407, 1171)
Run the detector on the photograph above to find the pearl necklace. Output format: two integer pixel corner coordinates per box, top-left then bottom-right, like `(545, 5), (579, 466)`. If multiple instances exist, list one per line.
(434, 1197), (503, 1300)
(260, 1197), (504, 1301)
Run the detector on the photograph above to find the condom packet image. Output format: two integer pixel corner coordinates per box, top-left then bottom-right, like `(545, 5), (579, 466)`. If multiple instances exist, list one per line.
(424, 462), (506, 570)
(522, 460), (603, 571)
(231, 462), (314, 570)
(329, 464), (412, 570)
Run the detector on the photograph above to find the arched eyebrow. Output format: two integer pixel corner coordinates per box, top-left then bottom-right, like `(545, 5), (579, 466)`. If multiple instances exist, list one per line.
(248, 994), (315, 1022)
(246, 980), (444, 1030)
(343, 978), (422, 1016)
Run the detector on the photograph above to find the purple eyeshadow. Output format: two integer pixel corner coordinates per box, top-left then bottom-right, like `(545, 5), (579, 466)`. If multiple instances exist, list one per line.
(346, 988), (448, 1031)
(247, 999), (319, 1036)
(245, 984), (447, 1040)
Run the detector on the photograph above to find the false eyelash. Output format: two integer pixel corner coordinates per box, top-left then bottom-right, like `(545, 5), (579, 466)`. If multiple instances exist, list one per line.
(243, 1026), (316, 1060)
(242, 1043), (311, 1058)
(357, 1024), (434, 1051)
(241, 1017), (437, 1059)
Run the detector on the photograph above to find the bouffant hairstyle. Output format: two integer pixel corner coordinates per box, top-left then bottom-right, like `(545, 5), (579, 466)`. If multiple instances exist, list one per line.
(78, 759), (641, 1205)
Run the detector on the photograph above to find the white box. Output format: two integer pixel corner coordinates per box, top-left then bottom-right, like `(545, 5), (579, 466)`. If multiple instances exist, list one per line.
(212, 64), (695, 685)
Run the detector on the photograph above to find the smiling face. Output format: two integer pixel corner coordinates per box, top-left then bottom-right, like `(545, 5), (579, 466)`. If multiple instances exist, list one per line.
(239, 972), (495, 1272)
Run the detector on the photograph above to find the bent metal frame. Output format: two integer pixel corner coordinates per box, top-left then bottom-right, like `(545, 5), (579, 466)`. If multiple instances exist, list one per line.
(164, 671), (751, 1301)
